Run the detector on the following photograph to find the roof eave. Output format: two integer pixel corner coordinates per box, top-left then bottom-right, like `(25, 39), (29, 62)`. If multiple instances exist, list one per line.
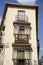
(1, 2), (39, 28)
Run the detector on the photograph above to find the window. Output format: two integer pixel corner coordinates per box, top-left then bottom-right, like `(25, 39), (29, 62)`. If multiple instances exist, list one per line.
(18, 25), (25, 40)
(17, 60), (25, 65)
(19, 26), (25, 30)
(18, 10), (25, 21)
(18, 25), (25, 34)
(34, 60), (37, 65)
(17, 47), (24, 59)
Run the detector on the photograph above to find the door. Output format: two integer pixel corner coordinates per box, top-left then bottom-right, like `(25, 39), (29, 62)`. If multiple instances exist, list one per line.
(17, 60), (25, 65)
(17, 49), (24, 59)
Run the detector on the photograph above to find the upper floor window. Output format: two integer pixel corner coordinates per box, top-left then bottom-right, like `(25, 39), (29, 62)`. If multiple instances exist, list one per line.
(18, 10), (25, 21)
(18, 25), (25, 34)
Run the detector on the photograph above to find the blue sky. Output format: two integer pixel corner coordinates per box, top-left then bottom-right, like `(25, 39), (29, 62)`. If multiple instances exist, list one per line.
(0, 0), (43, 59)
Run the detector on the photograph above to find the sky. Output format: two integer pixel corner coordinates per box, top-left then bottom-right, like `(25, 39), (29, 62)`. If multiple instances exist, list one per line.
(0, 0), (43, 59)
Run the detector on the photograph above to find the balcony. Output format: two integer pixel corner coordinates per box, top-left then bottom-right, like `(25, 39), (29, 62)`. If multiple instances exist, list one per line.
(13, 59), (31, 65)
(12, 45), (32, 60)
(15, 15), (28, 22)
(13, 15), (30, 25)
(12, 49), (31, 60)
(14, 34), (29, 44)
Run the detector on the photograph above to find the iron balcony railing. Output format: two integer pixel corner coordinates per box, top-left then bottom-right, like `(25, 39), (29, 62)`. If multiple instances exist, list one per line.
(13, 59), (31, 65)
(12, 50), (30, 60)
(12, 52), (24, 59)
(15, 15), (28, 23)
(14, 34), (30, 44)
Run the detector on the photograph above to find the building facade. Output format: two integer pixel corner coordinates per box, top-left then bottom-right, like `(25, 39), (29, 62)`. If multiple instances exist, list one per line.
(0, 3), (39, 65)
(39, 55), (43, 65)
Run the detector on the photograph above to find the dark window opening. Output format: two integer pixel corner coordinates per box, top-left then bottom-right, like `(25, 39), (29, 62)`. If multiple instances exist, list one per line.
(19, 25), (25, 30)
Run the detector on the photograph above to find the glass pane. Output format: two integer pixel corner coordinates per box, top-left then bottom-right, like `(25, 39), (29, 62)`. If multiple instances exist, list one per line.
(12, 50), (17, 59)
(18, 11), (25, 21)
(17, 52), (24, 59)
(25, 51), (29, 59)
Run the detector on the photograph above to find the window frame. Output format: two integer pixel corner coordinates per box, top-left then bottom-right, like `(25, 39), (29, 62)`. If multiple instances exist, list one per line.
(18, 10), (25, 21)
